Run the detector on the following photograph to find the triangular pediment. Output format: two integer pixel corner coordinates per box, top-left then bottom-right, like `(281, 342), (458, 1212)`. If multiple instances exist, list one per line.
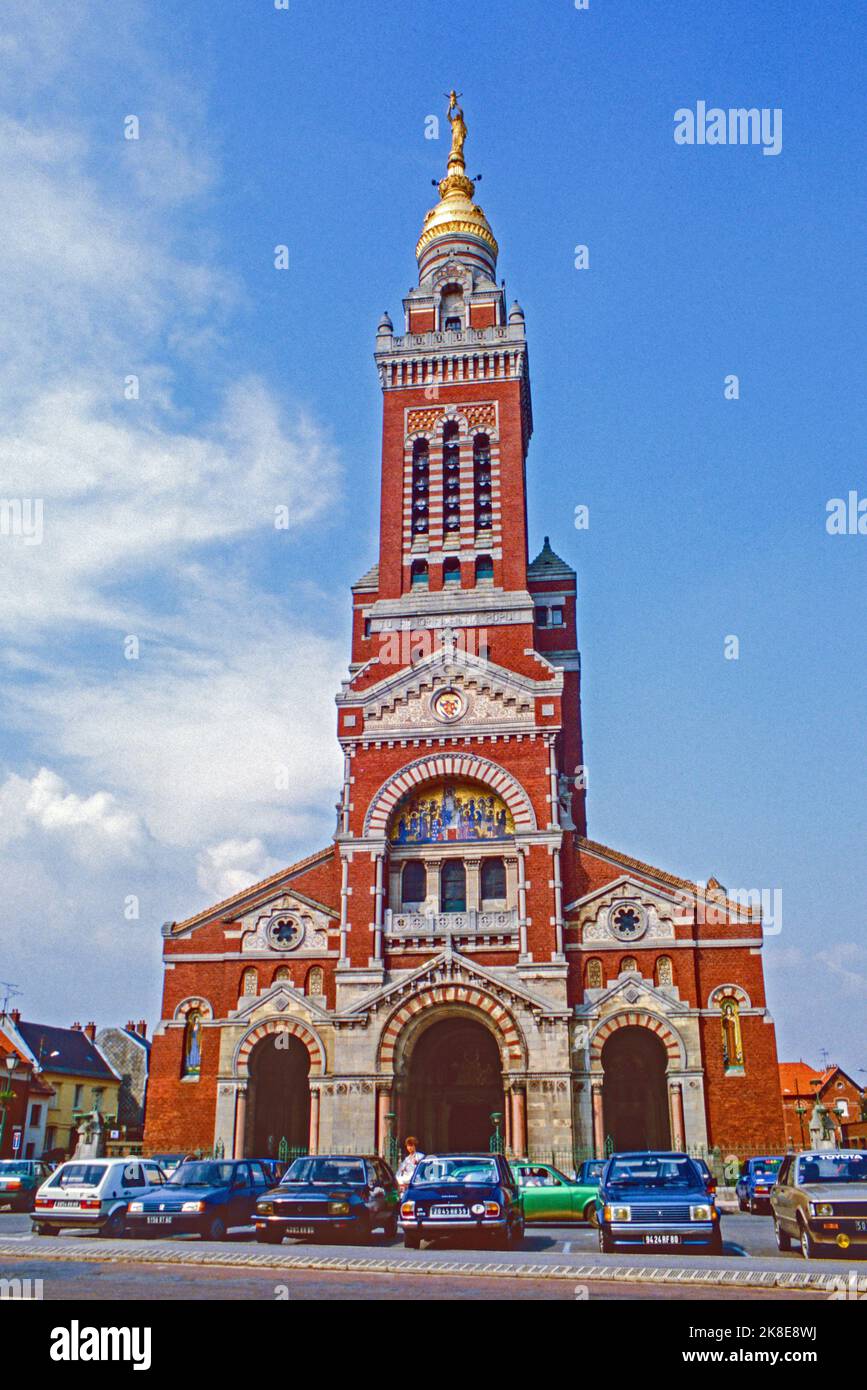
(566, 875), (681, 945)
(344, 948), (568, 1022)
(577, 972), (690, 1018)
(230, 981), (332, 1026)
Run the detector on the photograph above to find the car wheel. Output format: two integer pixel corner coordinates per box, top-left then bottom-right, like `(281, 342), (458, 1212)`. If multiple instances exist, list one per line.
(598, 1227), (615, 1254)
(205, 1214), (227, 1242)
(707, 1231), (724, 1256)
(799, 1218), (821, 1261)
(774, 1217), (792, 1252)
(255, 1228), (283, 1245)
(583, 1201), (598, 1226)
(350, 1216), (372, 1246)
(404, 1231), (421, 1250)
(102, 1209), (127, 1240)
(506, 1219), (524, 1250)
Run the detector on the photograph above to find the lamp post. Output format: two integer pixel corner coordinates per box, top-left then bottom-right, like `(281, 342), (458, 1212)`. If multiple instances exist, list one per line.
(0, 1054), (18, 1155)
(795, 1102), (808, 1149)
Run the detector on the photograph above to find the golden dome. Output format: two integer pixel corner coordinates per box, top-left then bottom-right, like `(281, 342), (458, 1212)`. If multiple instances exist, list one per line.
(416, 94), (498, 269)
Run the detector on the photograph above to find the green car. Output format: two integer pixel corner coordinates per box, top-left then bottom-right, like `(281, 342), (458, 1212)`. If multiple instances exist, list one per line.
(0, 1159), (53, 1212)
(511, 1161), (599, 1224)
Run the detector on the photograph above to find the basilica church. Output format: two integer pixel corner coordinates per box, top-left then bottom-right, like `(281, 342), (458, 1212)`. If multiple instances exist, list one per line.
(145, 100), (786, 1165)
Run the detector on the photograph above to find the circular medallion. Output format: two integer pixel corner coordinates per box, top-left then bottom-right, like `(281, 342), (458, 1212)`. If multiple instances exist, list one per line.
(268, 915), (303, 951)
(431, 688), (466, 723)
(608, 900), (648, 942)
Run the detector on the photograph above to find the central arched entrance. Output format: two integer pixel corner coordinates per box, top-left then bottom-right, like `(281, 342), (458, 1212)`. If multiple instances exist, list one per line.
(601, 1027), (670, 1152)
(403, 1016), (505, 1151)
(246, 1034), (310, 1157)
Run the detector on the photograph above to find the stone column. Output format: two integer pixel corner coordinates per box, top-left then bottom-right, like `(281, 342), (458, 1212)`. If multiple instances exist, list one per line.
(372, 851), (385, 962)
(233, 1084), (247, 1160)
(516, 848), (529, 959)
(591, 1080), (605, 1159)
(550, 845), (564, 959)
(465, 857), (481, 912)
(511, 1086), (527, 1157)
(309, 1086), (321, 1156)
(376, 1086), (391, 1156)
(425, 858), (442, 914)
(504, 1086), (513, 1153)
(546, 736), (559, 829)
(339, 854), (350, 965)
(669, 1081), (685, 1150)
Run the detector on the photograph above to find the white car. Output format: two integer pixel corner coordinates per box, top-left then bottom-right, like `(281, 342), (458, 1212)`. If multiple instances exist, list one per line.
(31, 1157), (167, 1238)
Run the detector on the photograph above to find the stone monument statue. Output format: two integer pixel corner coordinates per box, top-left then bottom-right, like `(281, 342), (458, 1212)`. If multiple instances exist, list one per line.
(73, 1108), (105, 1159)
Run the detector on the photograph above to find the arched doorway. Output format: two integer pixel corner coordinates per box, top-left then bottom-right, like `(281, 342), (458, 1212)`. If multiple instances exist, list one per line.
(402, 1016), (504, 1151)
(601, 1027), (670, 1152)
(246, 1034), (310, 1157)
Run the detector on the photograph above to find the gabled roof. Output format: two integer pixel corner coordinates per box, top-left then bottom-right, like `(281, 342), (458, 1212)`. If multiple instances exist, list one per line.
(573, 837), (759, 918)
(353, 562), (379, 590)
(528, 536), (575, 582)
(779, 1061), (827, 1097)
(169, 845), (337, 934)
(15, 1022), (119, 1082)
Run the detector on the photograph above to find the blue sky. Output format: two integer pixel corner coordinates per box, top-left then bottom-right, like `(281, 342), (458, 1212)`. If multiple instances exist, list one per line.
(0, 1), (864, 1080)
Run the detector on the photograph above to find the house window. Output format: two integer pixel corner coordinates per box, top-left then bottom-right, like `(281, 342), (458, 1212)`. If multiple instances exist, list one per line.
(836, 1099), (849, 1118)
(410, 559), (429, 590)
(586, 958), (603, 990)
(92, 1088), (104, 1112)
(480, 857), (506, 902)
(241, 967), (258, 996)
(73, 1085), (83, 1111)
(550, 608), (564, 626)
(473, 434), (492, 531)
(441, 860), (467, 913)
(444, 316), (462, 331)
(29, 1105), (41, 1127)
(475, 554), (494, 585)
(535, 606), (548, 627)
(307, 966), (324, 996)
(442, 422), (461, 533)
(363, 616), (372, 639)
(440, 284), (464, 330)
(656, 955), (674, 987)
(401, 860), (426, 907)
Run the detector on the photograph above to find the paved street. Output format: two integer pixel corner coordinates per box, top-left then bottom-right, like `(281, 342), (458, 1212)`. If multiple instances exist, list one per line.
(1, 1208), (862, 1300)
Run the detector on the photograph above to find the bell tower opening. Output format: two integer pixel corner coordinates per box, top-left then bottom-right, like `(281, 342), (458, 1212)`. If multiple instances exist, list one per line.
(403, 1015), (504, 1151)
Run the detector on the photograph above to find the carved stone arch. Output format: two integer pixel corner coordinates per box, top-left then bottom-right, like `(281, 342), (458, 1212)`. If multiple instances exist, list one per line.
(364, 752), (537, 837)
(235, 1017), (325, 1078)
(435, 407), (470, 439)
(708, 983), (752, 1011)
(173, 997), (213, 1022)
(377, 983), (527, 1077)
(589, 1010), (686, 1072)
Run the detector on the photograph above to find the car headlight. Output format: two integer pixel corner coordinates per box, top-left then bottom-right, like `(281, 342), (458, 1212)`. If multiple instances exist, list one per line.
(328, 1201), (351, 1216)
(471, 1202), (486, 1216)
(690, 1204), (712, 1222)
(811, 1202), (833, 1217)
(257, 1202), (273, 1215)
(604, 1205), (631, 1222)
(128, 1201), (144, 1213)
(181, 1200), (206, 1213)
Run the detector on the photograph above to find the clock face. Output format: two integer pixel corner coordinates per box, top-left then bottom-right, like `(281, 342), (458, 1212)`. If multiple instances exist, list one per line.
(432, 688), (466, 723)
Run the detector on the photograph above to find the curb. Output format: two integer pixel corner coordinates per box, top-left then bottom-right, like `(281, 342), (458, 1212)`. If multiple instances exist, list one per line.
(0, 1240), (854, 1292)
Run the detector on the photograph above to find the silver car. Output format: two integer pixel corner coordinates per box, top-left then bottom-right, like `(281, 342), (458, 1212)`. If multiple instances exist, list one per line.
(771, 1150), (867, 1259)
(32, 1157), (167, 1237)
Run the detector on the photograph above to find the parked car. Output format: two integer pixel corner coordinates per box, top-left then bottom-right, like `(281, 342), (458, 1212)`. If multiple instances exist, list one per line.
(575, 1159), (605, 1186)
(771, 1150), (867, 1259)
(253, 1158), (288, 1186)
(597, 1151), (722, 1254)
(125, 1158), (272, 1241)
(148, 1153), (184, 1176)
(692, 1156), (717, 1196)
(736, 1156), (783, 1213)
(31, 1157), (167, 1237)
(401, 1152), (524, 1251)
(510, 1160), (598, 1224)
(255, 1154), (399, 1245)
(0, 1159), (53, 1211)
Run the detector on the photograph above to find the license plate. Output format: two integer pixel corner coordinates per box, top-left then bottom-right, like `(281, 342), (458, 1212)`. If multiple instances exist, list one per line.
(54, 1201), (84, 1210)
(644, 1232), (681, 1246)
(431, 1205), (468, 1219)
(146, 1215), (173, 1224)
(285, 1224), (315, 1236)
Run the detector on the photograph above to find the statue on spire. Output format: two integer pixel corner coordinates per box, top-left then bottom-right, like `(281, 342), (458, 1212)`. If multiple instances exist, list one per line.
(446, 90), (467, 164)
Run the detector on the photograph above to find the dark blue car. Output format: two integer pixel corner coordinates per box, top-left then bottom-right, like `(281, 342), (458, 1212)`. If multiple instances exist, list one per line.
(401, 1152), (524, 1250)
(125, 1159), (273, 1241)
(597, 1151), (722, 1254)
(736, 1156), (783, 1213)
(254, 1155), (399, 1245)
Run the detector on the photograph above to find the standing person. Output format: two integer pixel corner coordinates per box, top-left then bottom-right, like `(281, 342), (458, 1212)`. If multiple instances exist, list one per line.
(396, 1136), (424, 1192)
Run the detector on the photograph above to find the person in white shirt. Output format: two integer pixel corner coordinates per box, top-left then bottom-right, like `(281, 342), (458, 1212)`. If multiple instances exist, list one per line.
(396, 1136), (424, 1192)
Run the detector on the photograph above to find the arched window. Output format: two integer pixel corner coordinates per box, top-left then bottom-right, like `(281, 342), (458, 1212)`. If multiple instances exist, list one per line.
(411, 438), (429, 536)
(441, 860), (466, 913)
(620, 956), (638, 975)
(273, 965), (291, 983)
(656, 955), (673, 987)
(443, 557), (461, 586)
(475, 554), (494, 585)
(241, 967), (258, 996)
(181, 1011), (202, 1079)
(585, 958), (603, 990)
(307, 966), (324, 996)
(480, 856), (506, 902)
(442, 422), (461, 534)
(440, 283), (464, 331)
(720, 998), (745, 1074)
(473, 434), (492, 532)
(410, 559), (429, 590)
(401, 859), (426, 907)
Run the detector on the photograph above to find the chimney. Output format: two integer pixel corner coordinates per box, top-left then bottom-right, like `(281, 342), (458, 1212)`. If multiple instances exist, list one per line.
(9, 1009), (20, 1026)
(70, 1022), (82, 1031)
(84, 1022), (96, 1042)
(126, 1020), (135, 1034)
(137, 1020), (147, 1039)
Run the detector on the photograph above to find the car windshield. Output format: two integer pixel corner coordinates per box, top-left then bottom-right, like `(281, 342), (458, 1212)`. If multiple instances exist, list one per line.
(606, 1157), (699, 1188)
(751, 1159), (782, 1177)
(168, 1162), (236, 1187)
(0, 1162), (33, 1175)
(583, 1162), (604, 1180)
(796, 1155), (867, 1184)
(412, 1157), (498, 1186)
(282, 1159), (365, 1186)
(49, 1164), (106, 1189)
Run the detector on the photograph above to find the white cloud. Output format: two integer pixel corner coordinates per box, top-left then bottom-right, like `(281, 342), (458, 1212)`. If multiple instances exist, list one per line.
(0, 767), (145, 862)
(196, 838), (284, 903)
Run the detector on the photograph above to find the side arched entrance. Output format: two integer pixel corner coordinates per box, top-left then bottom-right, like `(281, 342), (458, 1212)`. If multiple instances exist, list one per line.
(244, 1034), (311, 1158)
(600, 1027), (670, 1151)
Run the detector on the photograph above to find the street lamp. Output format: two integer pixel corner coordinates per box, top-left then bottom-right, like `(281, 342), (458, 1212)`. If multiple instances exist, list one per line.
(0, 1053), (18, 1154)
(794, 1102), (808, 1149)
